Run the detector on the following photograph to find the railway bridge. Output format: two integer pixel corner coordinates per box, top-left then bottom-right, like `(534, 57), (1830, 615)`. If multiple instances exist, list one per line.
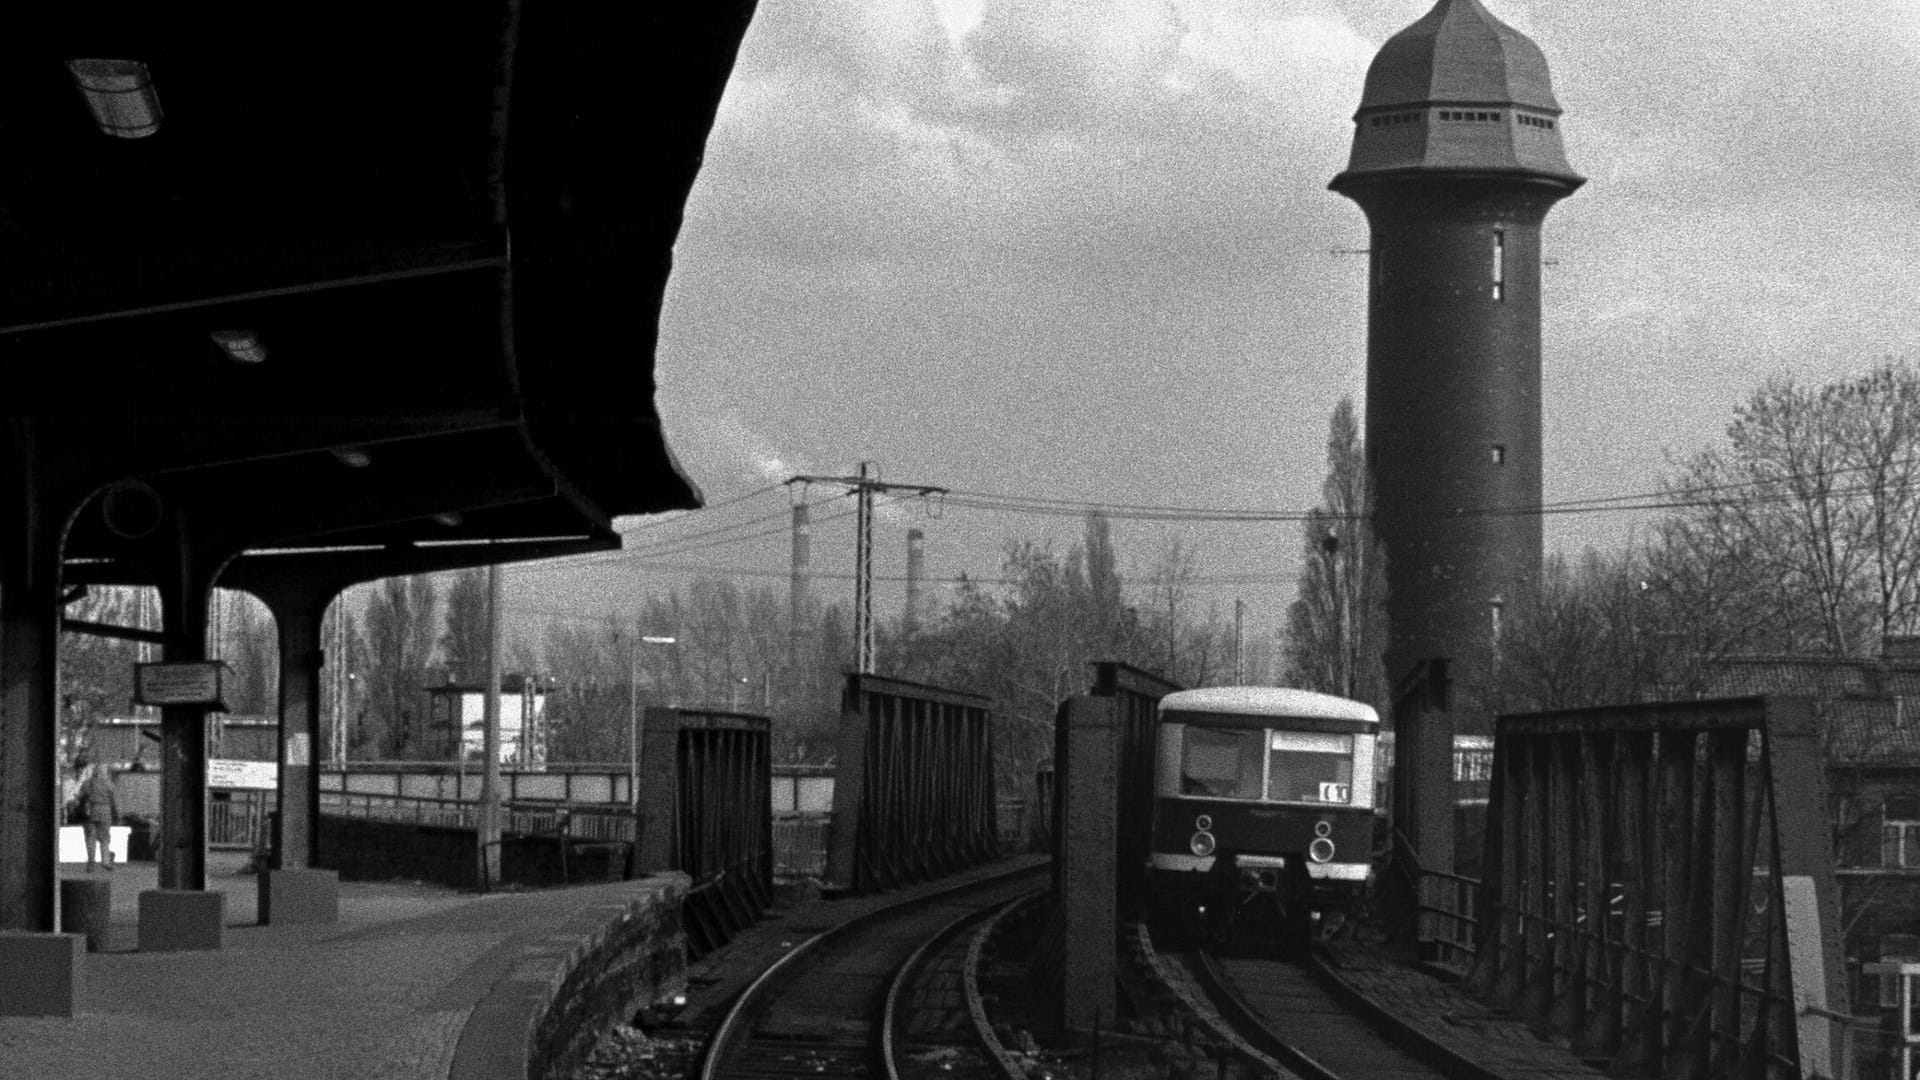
(0, 7), (1876, 1079)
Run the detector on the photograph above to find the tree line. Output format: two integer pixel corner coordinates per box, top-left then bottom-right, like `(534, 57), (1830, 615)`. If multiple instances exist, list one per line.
(1279, 359), (1920, 719)
(63, 517), (1270, 789)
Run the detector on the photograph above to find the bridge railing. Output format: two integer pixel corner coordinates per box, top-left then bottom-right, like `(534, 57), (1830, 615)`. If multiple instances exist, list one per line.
(1387, 828), (1480, 977)
(1463, 696), (1847, 1080)
(319, 790), (637, 841)
(824, 673), (997, 895)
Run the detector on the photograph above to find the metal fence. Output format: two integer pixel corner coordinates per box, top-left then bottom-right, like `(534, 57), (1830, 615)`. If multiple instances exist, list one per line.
(321, 763), (636, 806)
(318, 791), (636, 842)
(208, 790), (271, 850)
(773, 814), (831, 879)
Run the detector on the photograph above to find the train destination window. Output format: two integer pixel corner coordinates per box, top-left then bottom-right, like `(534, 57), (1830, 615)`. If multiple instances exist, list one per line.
(1267, 731), (1354, 804)
(1181, 726), (1263, 799)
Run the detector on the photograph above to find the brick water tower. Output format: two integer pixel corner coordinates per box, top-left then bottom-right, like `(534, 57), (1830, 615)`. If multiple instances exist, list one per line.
(1330, 0), (1582, 698)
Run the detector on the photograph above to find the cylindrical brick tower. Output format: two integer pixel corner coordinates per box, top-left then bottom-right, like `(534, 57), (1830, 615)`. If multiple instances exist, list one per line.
(1330, 0), (1582, 697)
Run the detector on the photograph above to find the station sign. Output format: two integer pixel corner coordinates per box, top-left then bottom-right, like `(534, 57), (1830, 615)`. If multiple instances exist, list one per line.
(209, 758), (278, 791)
(133, 661), (229, 708)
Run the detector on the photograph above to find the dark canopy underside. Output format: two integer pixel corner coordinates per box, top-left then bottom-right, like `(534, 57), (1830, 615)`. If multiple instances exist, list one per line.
(2, 3), (760, 582)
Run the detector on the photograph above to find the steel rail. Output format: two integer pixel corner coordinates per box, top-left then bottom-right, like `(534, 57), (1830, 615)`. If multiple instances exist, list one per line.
(959, 893), (1045, 1080)
(1127, 922), (1293, 1078)
(697, 861), (1048, 1080)
(881, 889), (1039, 1080)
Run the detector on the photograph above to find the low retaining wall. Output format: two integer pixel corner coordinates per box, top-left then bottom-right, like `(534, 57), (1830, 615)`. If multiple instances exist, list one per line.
(317, 815), (631, 890)
(449, 872), (692, 1080)
(318, 816), (479, 887)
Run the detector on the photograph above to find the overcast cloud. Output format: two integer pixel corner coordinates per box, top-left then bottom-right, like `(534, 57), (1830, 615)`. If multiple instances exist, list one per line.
(513, 0), (1920, 648)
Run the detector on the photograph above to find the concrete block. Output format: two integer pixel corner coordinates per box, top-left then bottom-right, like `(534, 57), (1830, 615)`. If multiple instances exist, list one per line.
(138, 889), (225, 952)
(60, 877), (113, 951)
(259, 867), (339, 925)
(0, 933), (83, 1016)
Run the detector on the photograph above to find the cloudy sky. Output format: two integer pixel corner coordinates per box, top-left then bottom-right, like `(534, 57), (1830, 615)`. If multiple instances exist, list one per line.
(511, 0), (1920, 649)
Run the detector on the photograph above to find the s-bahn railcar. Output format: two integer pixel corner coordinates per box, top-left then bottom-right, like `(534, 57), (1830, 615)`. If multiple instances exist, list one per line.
(1146, 686), (1379, 944)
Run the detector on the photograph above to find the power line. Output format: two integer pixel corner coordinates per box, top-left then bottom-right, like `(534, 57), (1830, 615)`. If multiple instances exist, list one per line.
(789, 467), (949, 674)
(525, 455), (1920, 581)
(515, 494), (857, 574)
(618, 480), (787, 534)
(601, 560), (1294, 587)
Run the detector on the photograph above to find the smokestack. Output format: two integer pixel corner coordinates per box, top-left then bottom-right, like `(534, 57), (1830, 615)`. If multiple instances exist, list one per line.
(790, 502), (811, 663)
(904, 528), (925, 635)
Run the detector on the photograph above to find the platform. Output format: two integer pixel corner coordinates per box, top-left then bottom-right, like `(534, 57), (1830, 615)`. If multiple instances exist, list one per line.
(0, 851), (683, 1080)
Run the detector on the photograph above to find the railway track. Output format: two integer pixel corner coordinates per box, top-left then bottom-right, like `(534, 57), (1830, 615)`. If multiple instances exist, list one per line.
(1180, 950), (1447, 1080)
(697, 865), (1047, 1080)
(1135, 923), (1496, 1080)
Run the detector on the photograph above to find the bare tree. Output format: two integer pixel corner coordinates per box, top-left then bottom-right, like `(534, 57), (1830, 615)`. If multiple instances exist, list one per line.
(362, 574), (439, 757)
(1283, 396), (1388, 710)
(209, 590), (278, 717)
(60, 585), (145, 758)
(438, 569), (489, 686)
(1669, 362), (1920, 657)
(1491, 360), (1920, 709)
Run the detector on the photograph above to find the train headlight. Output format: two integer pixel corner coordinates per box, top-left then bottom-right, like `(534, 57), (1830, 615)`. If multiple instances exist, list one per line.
(1308, 837), (1336, 863)
(1190, 831), (1216, 857)
(1313, 820), (1332, 838)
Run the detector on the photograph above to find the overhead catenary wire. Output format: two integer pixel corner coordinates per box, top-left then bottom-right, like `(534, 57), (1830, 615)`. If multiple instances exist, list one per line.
(616, 480), (788, 534)
(523, 453), (1920, 579)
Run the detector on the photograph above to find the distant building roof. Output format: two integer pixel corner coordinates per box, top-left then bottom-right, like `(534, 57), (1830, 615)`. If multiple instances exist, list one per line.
(1824, 698), (1920, 768)
(1704, 656), (1879, 699)
(1706, 654), (1920, 768)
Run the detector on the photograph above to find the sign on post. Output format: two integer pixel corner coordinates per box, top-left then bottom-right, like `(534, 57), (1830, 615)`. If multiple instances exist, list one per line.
(134, 661), (229, 708)
(208, 758), (278, 791)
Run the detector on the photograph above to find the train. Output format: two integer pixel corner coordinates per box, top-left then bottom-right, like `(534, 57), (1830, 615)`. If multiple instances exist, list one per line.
(1144, 685), (1380, 946)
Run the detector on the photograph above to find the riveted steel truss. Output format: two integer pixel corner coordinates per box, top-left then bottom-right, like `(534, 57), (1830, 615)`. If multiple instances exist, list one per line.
(1466, 697), (1844, 1079)
(825, 673), (997, 895)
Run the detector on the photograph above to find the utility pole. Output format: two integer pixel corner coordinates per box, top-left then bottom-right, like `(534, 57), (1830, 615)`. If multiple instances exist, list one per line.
(855, 462), (874, 674)
(789, 501), (811, 668)
(1233, 598), (1244, 685)
(477, 563), (502, 890)
(786, 467), (947, 675)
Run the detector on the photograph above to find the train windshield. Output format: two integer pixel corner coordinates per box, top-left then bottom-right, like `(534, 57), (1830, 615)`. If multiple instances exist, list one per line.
(1180, 726), (1264, 798)
(1267, 731), (1354, 804)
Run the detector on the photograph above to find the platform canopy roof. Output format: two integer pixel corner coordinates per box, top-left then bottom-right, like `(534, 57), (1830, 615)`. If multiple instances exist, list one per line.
(1, 4), (757, 583)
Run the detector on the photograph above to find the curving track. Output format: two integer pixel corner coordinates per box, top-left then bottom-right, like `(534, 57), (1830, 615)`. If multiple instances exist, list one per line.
(698, 866), (1045, 1080)
(1181, 950), (1452, 1080)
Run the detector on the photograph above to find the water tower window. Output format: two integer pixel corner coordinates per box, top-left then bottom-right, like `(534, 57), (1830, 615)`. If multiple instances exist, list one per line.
(1490, 444), (1506, 465)
(1491, 229), (1506, 301)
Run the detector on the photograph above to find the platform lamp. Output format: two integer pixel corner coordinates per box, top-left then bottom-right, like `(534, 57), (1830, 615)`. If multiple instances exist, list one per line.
(67, 59), (162, 138)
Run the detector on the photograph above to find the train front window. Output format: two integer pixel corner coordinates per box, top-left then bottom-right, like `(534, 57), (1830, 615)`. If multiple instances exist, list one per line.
(1267, 731), (1354, 803)
(1180, 726), (1264, 798)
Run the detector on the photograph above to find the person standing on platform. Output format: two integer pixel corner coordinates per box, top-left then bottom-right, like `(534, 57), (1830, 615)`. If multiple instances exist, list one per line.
(77, 755), (119, 871)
